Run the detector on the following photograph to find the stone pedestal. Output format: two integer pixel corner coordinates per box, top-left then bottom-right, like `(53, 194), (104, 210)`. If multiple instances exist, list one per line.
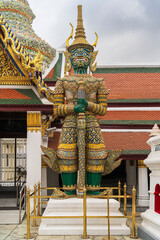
(138, 209), (160, 240)
(138, 129), (160, 240)
(38, 198), (130, 236)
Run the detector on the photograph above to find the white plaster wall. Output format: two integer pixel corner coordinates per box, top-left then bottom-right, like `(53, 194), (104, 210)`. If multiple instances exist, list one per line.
(27, 130), (41, 190)
(138, 167), (149, 206)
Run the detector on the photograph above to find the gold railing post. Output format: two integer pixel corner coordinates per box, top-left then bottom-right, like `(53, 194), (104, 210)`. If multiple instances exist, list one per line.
(124, 183), (127, 216)
(118, 181), (121, 210)
(103, 190), (116, 240)
(38, 182), (40, 216)
(82, 187), (88, 239)
(32, 184), (37, 227)
(131, 185), (136, 238)
(26, 187), (31, 239)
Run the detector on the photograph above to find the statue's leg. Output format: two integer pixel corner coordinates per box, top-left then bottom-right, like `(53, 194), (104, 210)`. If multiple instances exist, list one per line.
(86, 171), (102, 195)
(86, 116), (107, 195)
(57, 116), (78, 195)
(61, 172), (77, 195)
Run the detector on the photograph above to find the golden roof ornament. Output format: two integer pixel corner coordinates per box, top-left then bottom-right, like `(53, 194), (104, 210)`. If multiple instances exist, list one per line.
(67, 5), (98, 52)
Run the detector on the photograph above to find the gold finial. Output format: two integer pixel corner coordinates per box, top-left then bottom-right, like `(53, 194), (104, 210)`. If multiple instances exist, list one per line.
(68, 5), (93, 52)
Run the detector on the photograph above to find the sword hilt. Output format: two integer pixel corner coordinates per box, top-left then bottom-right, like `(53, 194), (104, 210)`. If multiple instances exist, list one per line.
(78, 79), (85, 99)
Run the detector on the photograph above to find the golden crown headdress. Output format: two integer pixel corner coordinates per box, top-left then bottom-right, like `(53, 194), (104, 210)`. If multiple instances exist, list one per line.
(66, 5), (98, 52)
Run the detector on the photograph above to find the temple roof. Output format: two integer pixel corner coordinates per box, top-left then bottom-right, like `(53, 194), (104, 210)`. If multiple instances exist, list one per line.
(93, 67), (160, 102)
(0, 24), (31, 85)
(102, 132), (150, 152)
(0, 87), (53, 112)
(0, 89), (42, 104)
(48, 131), (150, 158)
(100, 111), (160, 122)
(44, 53), (63, 83)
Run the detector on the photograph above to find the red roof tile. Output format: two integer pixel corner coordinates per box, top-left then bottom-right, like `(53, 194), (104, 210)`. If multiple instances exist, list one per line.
(100, 111), (160, 121)
(93, 73), (160, 99)
(102, 132), (150, 150)
(0, 89), (31, 99)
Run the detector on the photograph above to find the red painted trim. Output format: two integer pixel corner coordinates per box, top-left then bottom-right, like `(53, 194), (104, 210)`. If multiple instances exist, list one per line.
(53, 122), (154, 130)
(108, 102), (160, 107)
(121, 154), (147, 160)
(155, 184), (160, 214)
(100, 124), (154, 129)
(0, 104), (53, 112)
(44, 81), (56, 87)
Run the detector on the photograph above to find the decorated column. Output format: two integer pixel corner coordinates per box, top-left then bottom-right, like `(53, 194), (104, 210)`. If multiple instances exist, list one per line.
(138, 124), (160, 240)
(27, 112), (41, 190)
(138, 160), (149, 206)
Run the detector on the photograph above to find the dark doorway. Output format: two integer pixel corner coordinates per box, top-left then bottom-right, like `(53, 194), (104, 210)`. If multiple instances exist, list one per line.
(0, 112), (27, 138)
(101, 160), (126, 188)
(0, 112), (27, 204)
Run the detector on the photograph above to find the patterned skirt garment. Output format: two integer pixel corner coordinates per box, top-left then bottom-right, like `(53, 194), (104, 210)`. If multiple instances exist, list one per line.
(57, 114), (107, 173)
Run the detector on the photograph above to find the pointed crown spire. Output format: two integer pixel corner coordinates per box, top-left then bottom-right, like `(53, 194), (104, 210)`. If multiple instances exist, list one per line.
(67, 5), (94, 52)
(150, 124), (160, 137)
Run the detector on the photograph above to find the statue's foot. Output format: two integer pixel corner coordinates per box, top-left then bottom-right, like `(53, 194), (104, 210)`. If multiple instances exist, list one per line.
(52, 188), (68, 199)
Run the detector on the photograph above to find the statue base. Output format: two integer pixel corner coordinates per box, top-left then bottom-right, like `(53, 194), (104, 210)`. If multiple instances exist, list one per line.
(138, 209), (160, 240)
(38, 198), (130, 236)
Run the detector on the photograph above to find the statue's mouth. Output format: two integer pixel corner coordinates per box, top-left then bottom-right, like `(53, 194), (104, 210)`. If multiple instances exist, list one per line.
(73, 57), (88, 62)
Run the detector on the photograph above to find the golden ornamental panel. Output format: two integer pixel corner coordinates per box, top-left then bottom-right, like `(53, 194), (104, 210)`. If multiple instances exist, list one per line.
(27, 112), (41, 132)
(138, 160), (147, 168)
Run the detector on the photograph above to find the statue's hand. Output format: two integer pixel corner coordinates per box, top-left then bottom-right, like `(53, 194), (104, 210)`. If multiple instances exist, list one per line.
(74, 104), (86, 113)
(77, 98), (88, 108)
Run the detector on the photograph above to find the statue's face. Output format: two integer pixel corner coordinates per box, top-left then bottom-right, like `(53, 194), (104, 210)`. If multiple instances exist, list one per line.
(69, 48), (91, 70)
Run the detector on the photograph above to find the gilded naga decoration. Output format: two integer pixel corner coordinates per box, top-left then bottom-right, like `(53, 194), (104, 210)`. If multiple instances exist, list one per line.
(41, 5), (122, 196)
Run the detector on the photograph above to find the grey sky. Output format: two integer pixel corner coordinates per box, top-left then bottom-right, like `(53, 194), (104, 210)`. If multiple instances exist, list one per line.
(28, 0), (160, 65)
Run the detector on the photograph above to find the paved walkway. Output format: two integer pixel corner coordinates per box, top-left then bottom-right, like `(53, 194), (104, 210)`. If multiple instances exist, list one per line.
(0, 213), (142, 240)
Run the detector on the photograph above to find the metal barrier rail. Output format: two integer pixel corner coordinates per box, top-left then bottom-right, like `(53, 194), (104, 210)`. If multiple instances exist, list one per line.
(26, 182), (137, 240)
(19, 182), (26, 223)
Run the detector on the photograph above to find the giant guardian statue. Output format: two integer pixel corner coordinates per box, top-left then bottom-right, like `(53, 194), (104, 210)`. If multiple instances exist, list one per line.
(41, 5), (122, 196)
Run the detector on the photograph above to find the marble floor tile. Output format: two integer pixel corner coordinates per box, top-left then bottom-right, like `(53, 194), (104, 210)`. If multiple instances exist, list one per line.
(124, 237), (142, 240)
(37, 236), (65, 240)
(0, 214), (143, 240)
(0, 225), (17, 240)
(95, 236), (123, 240)
(65, 236), (93, 240)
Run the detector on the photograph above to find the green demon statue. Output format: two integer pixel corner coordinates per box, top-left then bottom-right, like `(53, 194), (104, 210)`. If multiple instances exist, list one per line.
(41, 5), (122, 196)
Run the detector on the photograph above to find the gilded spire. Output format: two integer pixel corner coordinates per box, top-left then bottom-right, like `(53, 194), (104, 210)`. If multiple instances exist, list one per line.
(75, 5), (86, 40)
(68, 5), (93, 51)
